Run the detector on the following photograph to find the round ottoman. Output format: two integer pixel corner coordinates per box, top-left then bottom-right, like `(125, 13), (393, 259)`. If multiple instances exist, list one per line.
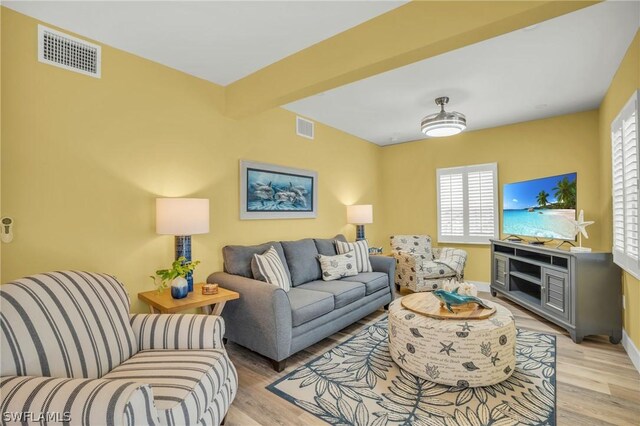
(388, 296), (516, 387)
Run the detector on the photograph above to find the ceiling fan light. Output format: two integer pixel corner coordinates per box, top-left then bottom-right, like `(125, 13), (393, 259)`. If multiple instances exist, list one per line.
(420, 97), (467, 138)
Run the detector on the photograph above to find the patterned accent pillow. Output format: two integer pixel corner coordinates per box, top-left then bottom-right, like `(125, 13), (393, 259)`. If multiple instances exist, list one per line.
(317, 251), (358, 281)
(251, 246), (291, 292)
(335, 240), (373, 273)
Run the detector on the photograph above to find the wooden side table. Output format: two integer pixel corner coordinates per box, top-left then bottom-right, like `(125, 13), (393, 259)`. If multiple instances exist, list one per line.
(138, 283), (239, 315)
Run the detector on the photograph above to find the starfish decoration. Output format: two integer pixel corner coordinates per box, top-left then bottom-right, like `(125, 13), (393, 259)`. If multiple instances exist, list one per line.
(440, 341), (456, 356)
(572, 209), (594, 241)
(491, 352), (500, 366)
(397, 351), (407, 364)
(459, 322), (473, 332)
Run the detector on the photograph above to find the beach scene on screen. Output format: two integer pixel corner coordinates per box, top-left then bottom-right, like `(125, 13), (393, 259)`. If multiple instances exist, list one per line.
(503, 173), (577, 240)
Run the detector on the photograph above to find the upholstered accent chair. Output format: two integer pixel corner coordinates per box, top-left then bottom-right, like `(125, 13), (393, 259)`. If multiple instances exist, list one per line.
(0, 271), (237, 426)
(390, 235), (467, 292)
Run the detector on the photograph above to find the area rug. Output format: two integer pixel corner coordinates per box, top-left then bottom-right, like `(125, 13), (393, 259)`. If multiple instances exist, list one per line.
(267, 316), (556, 426)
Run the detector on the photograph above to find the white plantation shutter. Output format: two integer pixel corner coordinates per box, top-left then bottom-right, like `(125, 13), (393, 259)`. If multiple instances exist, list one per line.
(612, 127), (625, 254)
(437, 163), (498, 244)
(468, 170), (496, 238)
(611, 90), (640, 277)
(438, 173), (464, 237)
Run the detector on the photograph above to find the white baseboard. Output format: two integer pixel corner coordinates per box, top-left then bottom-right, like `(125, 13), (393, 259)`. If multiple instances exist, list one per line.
(622, 329), (640, 374)
(468, 281), (491, 293)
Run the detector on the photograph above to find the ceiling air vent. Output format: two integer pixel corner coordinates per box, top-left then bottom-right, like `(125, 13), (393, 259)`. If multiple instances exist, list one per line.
(296, 116), (314, 140)
(38, 25), (101, 78)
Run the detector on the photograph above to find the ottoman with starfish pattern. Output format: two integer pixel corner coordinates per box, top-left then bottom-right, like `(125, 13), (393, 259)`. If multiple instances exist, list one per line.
(388, 297), (516, 387)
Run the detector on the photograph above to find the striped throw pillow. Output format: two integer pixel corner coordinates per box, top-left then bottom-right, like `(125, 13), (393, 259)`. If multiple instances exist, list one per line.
(335, 240), (373, 273)
(317, 251), (358, 281)
(252, 246), (291, 291)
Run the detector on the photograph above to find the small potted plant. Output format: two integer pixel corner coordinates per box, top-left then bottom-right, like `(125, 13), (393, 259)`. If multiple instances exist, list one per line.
(150, 256), (201, 299)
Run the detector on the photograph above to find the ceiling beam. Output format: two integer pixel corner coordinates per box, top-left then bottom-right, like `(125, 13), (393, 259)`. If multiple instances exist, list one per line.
(224, 1), (598, 118)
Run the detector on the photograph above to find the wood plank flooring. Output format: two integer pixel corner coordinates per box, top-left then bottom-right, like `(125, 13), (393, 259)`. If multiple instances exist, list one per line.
(223, 291), (640, 425)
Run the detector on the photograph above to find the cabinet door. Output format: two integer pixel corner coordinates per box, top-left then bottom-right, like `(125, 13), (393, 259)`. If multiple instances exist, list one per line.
(493, 254), (509, 290)
(542, 268), (570, 321)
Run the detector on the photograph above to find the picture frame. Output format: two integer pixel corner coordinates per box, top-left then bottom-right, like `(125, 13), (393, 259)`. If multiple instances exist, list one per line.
(240, 160), (318, 220)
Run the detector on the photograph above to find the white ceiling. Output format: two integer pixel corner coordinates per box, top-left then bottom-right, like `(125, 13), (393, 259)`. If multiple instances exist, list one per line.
(4, 0), (406, 86)
(5, 1), (639, 145)
(285, 1), (640, 145)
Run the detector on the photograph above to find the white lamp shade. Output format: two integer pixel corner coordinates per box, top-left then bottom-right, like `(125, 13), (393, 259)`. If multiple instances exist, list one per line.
(347, 204), (373, 224)
(156, 198), (210, 235)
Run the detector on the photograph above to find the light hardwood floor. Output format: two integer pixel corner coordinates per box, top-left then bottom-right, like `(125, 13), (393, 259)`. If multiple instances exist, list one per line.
(223, 291), (640, 426)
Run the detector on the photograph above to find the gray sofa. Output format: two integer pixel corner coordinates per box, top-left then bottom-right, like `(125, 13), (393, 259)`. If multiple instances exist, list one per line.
(208, 235), (395, 371)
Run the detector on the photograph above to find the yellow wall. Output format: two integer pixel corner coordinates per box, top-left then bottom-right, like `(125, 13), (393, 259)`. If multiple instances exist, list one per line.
(379, 110), (602, 283)
(0, 8), (383, 312)
(598, 31), (640, 348)
(2, 6), (638, 347)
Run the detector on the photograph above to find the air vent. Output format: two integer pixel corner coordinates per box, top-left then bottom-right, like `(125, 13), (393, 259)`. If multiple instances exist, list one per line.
(296, 116), (314, 140)
(38, 25), (101, 78)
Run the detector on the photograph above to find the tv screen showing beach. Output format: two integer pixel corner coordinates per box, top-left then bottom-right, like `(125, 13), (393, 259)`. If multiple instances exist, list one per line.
(503, 173), (577, 240)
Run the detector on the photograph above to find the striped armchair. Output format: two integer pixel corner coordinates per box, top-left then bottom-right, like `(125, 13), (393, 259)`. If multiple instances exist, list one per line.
(0, 271), (237, 426)
(390, 235), (467, 292)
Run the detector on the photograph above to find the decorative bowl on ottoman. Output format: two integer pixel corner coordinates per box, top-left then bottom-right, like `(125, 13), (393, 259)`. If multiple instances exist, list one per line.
(388, 293), (516, 387)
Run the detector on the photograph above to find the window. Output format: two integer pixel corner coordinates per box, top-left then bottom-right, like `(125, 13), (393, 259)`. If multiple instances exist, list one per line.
(437, 162), (498, 244)
(612, 90), (639, 277)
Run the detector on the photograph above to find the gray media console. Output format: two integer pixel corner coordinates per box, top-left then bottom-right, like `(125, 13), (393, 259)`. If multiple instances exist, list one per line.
(490, 240), (622, 343)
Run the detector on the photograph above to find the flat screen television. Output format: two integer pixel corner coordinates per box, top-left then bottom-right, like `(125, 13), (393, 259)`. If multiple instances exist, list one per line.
(503, 172), (577, 240)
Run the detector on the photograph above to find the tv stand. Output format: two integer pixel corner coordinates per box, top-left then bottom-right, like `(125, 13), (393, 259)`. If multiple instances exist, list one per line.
(502, 235), (524, 242)
(528, 240), (546, 246)
(490, 240), (622, 343)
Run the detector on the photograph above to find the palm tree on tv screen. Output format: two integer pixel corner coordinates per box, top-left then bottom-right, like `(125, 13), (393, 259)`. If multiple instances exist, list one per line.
(536, 190), (550, 208)
(553, 177), (576, 209)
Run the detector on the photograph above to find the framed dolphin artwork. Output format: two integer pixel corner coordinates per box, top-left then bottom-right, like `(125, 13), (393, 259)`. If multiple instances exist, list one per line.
(240, 160), (318, 220)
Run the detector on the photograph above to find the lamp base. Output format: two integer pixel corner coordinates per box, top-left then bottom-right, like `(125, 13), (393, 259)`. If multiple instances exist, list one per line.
(355, 225), (366, 241)
(175, 235), (194, 292)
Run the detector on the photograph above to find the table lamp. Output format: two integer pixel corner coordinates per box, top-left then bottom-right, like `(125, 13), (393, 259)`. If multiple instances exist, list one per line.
(347, 204), (373, 241)
(156, 198), (209, 292)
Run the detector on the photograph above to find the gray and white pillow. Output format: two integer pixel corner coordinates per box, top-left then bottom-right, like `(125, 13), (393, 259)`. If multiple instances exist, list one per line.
(317, 251), (358, 281)
(251, 246), (291, 291)
(335, 240), (373, 273)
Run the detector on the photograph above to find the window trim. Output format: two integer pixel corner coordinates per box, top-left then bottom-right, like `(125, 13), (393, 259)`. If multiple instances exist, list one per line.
(436, 162), (499, 245)
(611, 90), (640, 279)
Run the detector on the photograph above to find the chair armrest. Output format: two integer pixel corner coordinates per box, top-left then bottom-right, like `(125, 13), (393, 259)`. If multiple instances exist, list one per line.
(370, 255), (396, 297)
(0, 376), (159, 425)
(207, 272), (292, 361)
(130, 313), (225, 351)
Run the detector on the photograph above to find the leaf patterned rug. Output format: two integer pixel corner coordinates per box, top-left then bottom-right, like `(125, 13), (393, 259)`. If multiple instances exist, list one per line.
(267, 316), (556, 426)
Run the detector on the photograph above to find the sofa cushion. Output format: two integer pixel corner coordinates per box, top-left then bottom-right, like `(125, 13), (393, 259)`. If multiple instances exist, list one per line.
(223, 242), (291, 282)
(297, 280), (365, 309)
(281, 238), (322, 286)
(287, 288), (335, 327)
(340, 272), (389, 296)
(314, 234), (347, 256)
(103, 348), (235, 425)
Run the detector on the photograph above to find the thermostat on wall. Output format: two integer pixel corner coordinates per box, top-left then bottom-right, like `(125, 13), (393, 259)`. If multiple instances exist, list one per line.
(1, 217), (14, 243)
